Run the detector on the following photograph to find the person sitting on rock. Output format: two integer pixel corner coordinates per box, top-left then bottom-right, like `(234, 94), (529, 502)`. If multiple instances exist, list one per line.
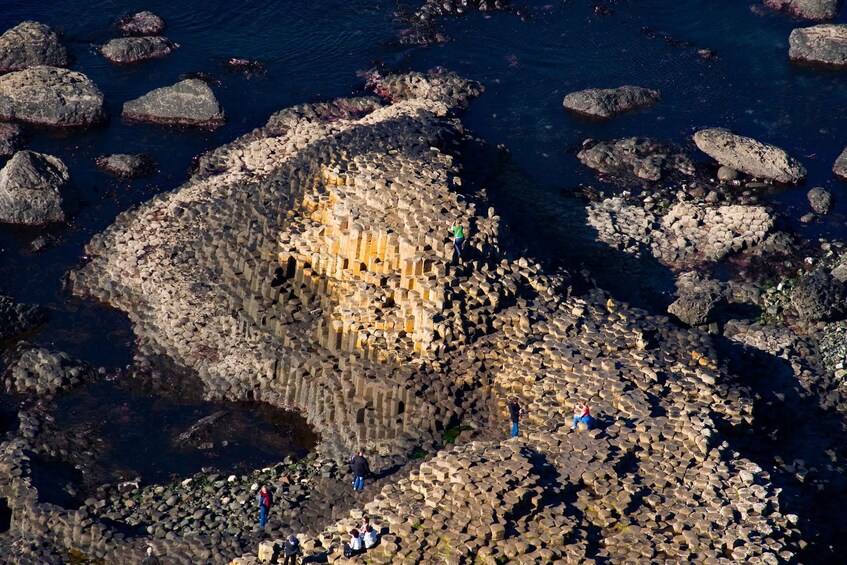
(350, 450), (370, 492)
(363, 524), (379, 549)
(508, 397), (523, 438)
(571, 402), (595, 430)
(282, 534), (301, 565)
(343, 528), (364, 557)
(450, 219), (466, 261)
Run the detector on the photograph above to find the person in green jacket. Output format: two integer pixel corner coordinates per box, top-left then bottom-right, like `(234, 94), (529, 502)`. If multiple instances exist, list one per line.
(450, 220), (465, 260)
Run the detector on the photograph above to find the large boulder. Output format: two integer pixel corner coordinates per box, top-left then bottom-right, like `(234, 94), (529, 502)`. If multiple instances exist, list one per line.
(807, 186), (834, 214)
(100, 36), (178, 64)
(791, 269), (845, 321)
(693, 128), (806, 184)
(116, 11), (166, 36)
(0, 21), (69, 73)
(668, 273), (725, 326)
(0, 66), (107, 127)
(96, 153), (156, 178)
(765, 0), (840, 20)
(834, 146), (847, 179)
(563, 85), (660, 119)
(0, 294), (46, 341)
(0, 123), (24, 157)
(789, 24), (847, 66)
(0, 150), (74, 225)
(122, 79), (225, 128)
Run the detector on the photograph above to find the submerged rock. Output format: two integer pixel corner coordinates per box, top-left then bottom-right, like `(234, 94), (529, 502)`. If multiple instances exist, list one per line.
(95, 154), (156, 178)
(834, 146), (847, 178)
(807, 186), (834, 214)
(0, 66), (107, 127)
(116, 11), (166, 36)
(0, 294), (46, 341)
(577, 137), (695, 182)
(765, 0), (839, 20)
(789, 24), (847, 66)
(792, 268), (845, 321)
(122, 79), (225, 128)
(0, 123), (25, 157)
(693, 128), (806, 184)
(563, 85), (660, 119)
(0, 21), (69, 73)
(100, 36), (178, 64)
(0, 150), (73, 225)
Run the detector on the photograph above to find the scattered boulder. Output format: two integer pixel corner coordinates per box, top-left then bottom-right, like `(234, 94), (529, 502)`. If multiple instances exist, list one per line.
(693, 128), (806, 184)
(122, 79), (225, 128)
(791, 268), (845, 321)
(834, 146), (847, 179)
(0, 66), (107, 127)
(717, 165), (739, 181)
(563, 85), (660, 119)
(116, 11), (166, 36)
(100, 37), (178, 64)
(807, 186), (834, 214)
(789, 24), (847, 66)
(0, 123), (24, 157)
(577, 137), (695, 182)
(764, 0), (839, 20)
(0, 295), (46, 341)
(0, 150), (74, 225)
(0, 21), (69, 73)
(95, 154), (156, 178)
(668, 273), (725, 326)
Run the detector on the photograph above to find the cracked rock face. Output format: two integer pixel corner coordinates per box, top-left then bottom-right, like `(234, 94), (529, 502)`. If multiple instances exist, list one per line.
(563, 85), (660, 119)
(122, 79), (225, 128)
(0, 150), (74, 225)
(0, 21), (69, 73)
(693, 128), (807, 184)
(0, 66), (107, 127)
(789, 23), (847, 66)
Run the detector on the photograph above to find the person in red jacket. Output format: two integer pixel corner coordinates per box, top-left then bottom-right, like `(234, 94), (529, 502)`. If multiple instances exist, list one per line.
(258, 484), (273, 529)
(571, 402), (595, 430)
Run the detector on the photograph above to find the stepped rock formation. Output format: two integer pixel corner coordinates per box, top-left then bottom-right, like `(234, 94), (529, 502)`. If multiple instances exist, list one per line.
(0, 71), (806, 562)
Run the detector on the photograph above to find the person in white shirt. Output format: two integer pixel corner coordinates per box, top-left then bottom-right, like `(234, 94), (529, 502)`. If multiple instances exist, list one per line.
(363, 524), (378, 549)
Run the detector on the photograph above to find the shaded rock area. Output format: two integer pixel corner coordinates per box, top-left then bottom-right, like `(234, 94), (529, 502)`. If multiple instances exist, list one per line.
(116, 11), (166, 36)
(789, 23), (847, 66)
(0, 123), (24, 157)
(0, 66), (107, 127)
(562, 85), (660, 119)
(95, 153), (156, 179)
(791, 268), (845, 321)
(577, 137), (695, 182)
(807, 186), (833, 214)
(0, 150), (74, 225)
(765, 0), (840, 19)
(0, 295), (46, 342)
(400, 0), (510, 44)
(693, 128), (807, 184)
(3, 347), (94, 396)
(0, 21), (69, 73)
(668, 272), (725, 327)
(100, 36), (178, 64)
(122, 79), (225, 128)
(834, 145), (847, 178)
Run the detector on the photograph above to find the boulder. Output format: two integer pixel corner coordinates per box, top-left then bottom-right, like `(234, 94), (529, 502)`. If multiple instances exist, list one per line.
(0, 294), (46, 341)
(122, 79), (225, 128)
(834, 146), (847, 179)
(116, 11), (166, 36)
(0, 123), (24, 157)
(0, 66), (107, 127)
(791, 269), (845, 321)
(0, 150), (74, 225)
(807, 186), (834, 214)
(0, 21), (69, 73)
(789, 24), (847, 66)
(765, 0), (840, 19)
(100, 37), (178, 64)
(563, 86), (660, 119)
(577, 137), (695, 182)
(693, 128), (806, 184)
(96, 153), (156, 178)
(668, 273), (725, 326)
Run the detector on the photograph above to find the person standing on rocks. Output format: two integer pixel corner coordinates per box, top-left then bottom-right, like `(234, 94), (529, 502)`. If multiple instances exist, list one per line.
(508, 397), (523, 437)
(282, 534), (301, 565)
(141, 546), (160, 565)
(450, 219), (466, 262)
(571, 402), (595, 430)
(350, 450), (370, 492)
(257, 484), (273, 529)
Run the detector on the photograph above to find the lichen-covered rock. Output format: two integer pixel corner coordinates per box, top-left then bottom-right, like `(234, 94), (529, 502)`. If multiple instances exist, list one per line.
(122, 79), (225, 128)
(0, 294), (46, 341)
(0, 123), (24, 157)
(693, 128), (807, 183)
(0, 21), (69, 73)
(0, 66), (107, 127)
(577, 137), (695, 182)
(808, 186), (834, 214)
(116, 11), (166, 36)
(563, 86), (660, 119)
(95, 153), (156, 178)
(789, 24), (847, 66)
(834, 146), (847, 178)
(100, 36), (178, 64)
(765, 0), (840, 20)
(0, 150), (73, 225)
(791, 269), (845, 321)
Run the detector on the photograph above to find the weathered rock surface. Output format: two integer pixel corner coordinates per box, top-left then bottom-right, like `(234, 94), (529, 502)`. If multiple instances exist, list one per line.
(116, 11), (166, 36)
(0, 21), (69, 73)
(0, 295), (46, 341)
(668, 272), (725, 326)
(0, 150), (73, 225)
(3, 347), (93, 396)
(834, 146), (847, 178)
(0, 123), (24, 157)
(792, 269), (845, 321)
(96, 153), (156, 178)
(808, 186), (834, 214)
(100, 36), (178, 64)
(563, 85), (660, 119)
(765, 0), (840, 19)
(0, 66), (106, 127)
(122, 79), (225, 128)
(789, 24), (847, 66)
(577, 137), (695, 182)
(693, 128), (807, 183)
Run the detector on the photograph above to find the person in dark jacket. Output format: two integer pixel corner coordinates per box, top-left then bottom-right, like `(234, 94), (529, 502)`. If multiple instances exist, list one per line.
(257, 484), (273, 529)
(508, 398), (522, 438)
(350, 450), (370, 492)
(141, 546), (160, 565)
(282, 534), (301, 565)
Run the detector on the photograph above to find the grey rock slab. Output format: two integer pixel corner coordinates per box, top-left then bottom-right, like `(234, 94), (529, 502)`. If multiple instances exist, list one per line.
(0, 21), (69, 73)
(0, 66), (107, 127)
(789, 24), (847, 66)
(96, 153), (156, 178)
(0, 150), (74, 225)
(122, 79), (225, 128)
(765, 0), (840, 20)
(100, 36), (178, 64)
(833, 146), (847, 178)
(117, 11), (166, 35)
(563, 86), (659, 119)
(693, 128), (806, 183)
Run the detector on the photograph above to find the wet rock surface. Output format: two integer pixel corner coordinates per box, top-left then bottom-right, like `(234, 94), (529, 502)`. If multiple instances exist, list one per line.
(3, 347), (94, 396)
(0, 150), (74, 225)
(0, 123), (24, 157)
(789, 23), (847, 66)
(0, 66), (107, 127)
(95, 153), (156, 178)
(807, 186), (834, 214)
(0, 21), (69, 73)
(834, 145), (847, 178)
(0, 295), (46, 342)
(765, 0), (840, 19)
(668, 272), (725, 327)
(122, 78), (225, 128)
(693, 127), (807, 183)
(577, 137), (695, 182)
(100, 36), (178, 64)
(563, 85), (660, 119)
(116, 11), (166, 36)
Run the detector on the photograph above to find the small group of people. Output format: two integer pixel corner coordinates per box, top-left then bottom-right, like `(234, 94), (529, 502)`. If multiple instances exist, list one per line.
(344, 515), (379, 557)
(507, 397), (596, 438)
